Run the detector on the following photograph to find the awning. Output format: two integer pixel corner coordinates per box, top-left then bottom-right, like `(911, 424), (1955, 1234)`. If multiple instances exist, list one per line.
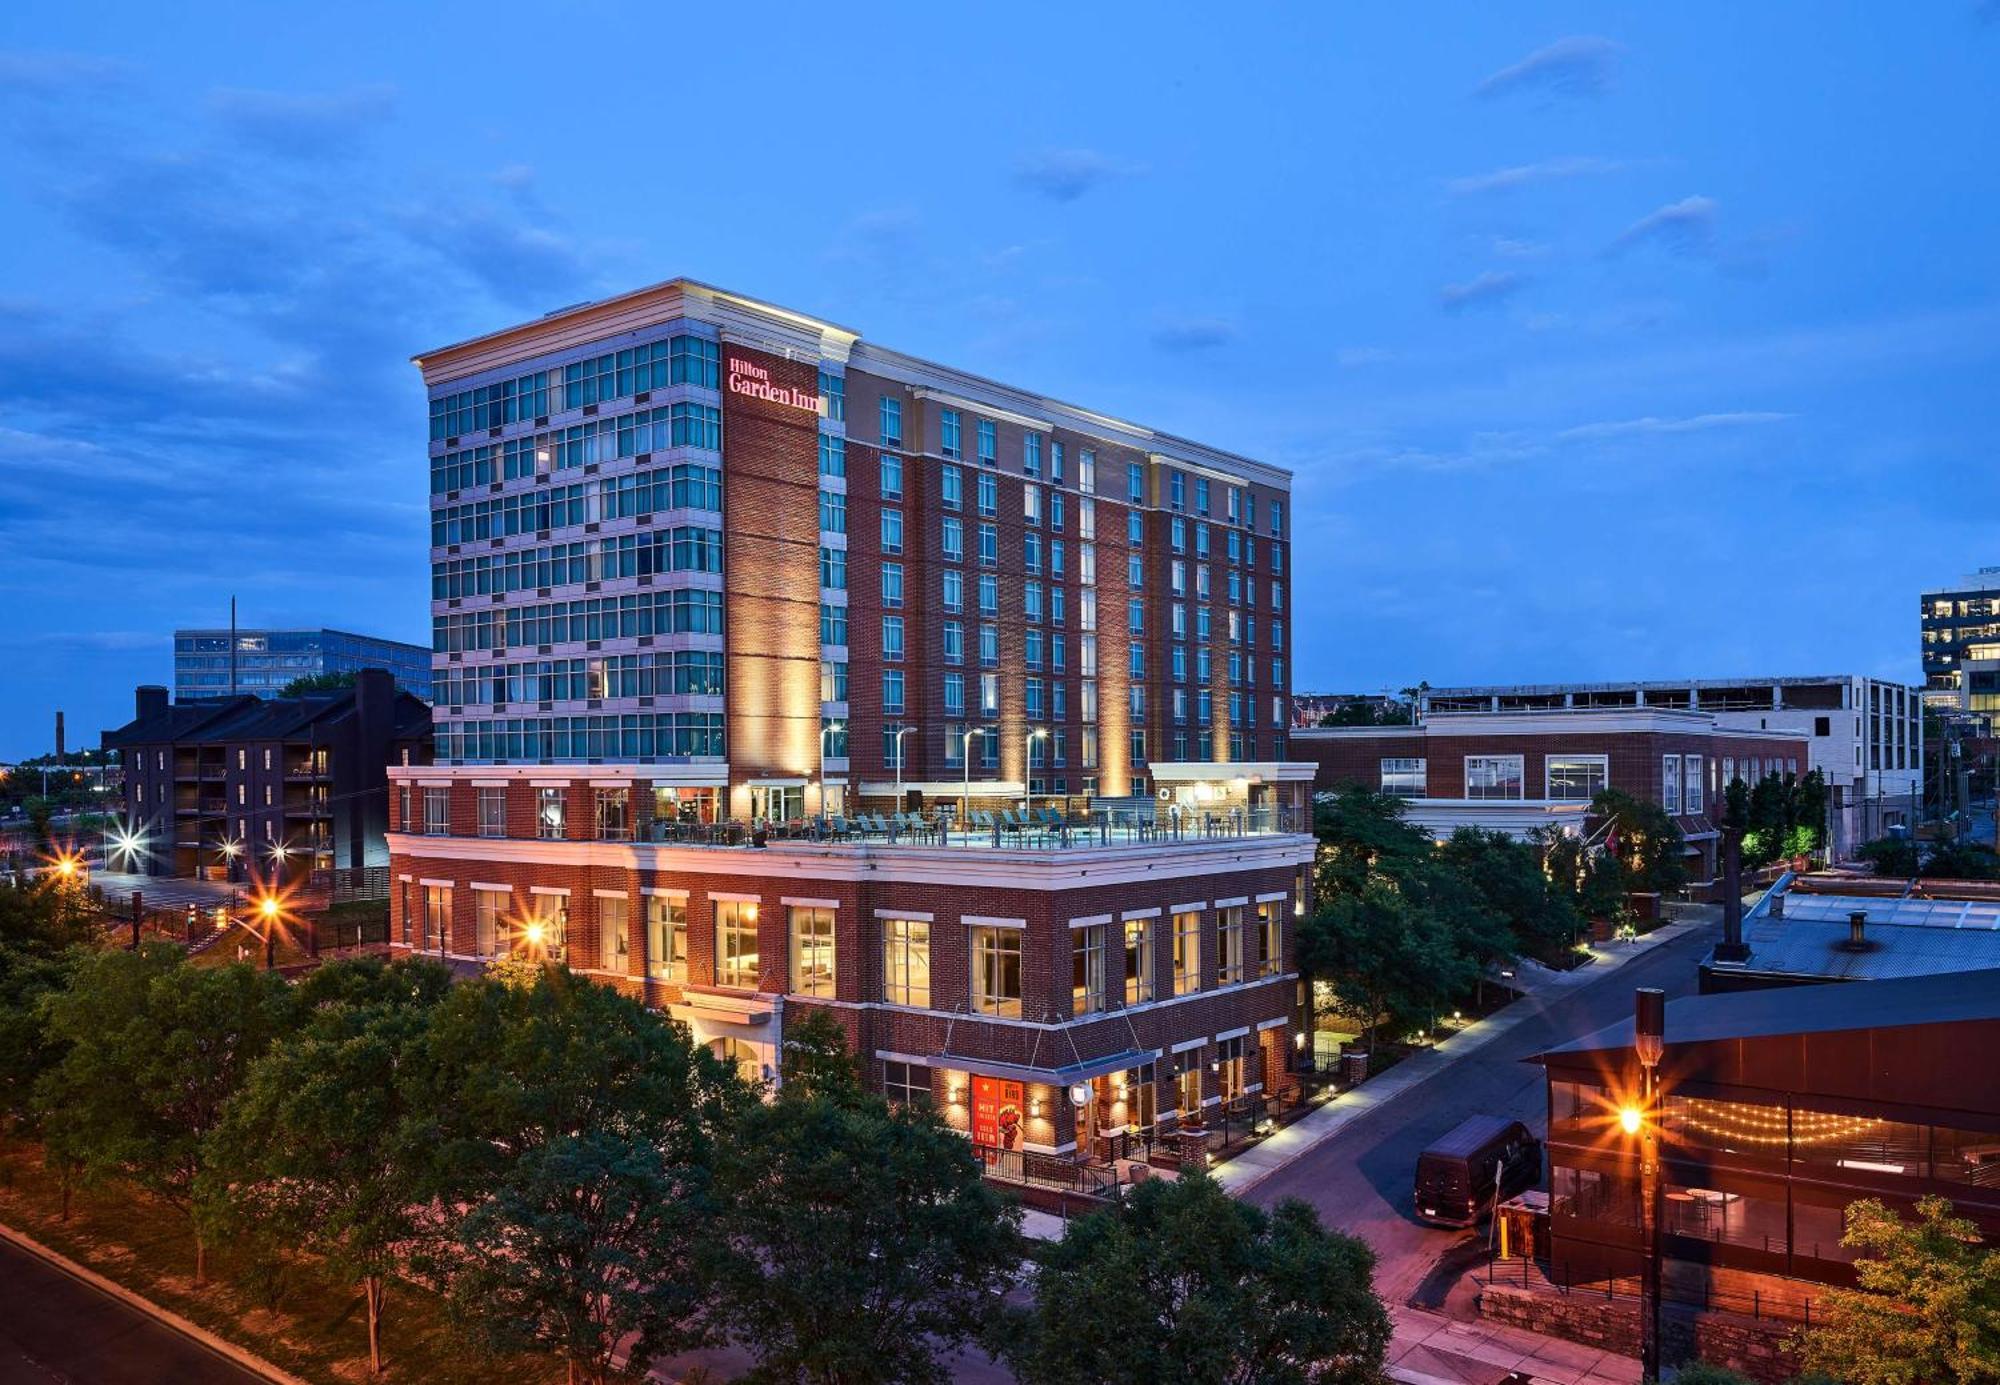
(891, 1047), (1156, 1088)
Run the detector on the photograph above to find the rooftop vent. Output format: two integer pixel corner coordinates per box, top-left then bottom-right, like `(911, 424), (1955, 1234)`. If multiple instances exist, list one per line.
(1840, 909), (1875, 953)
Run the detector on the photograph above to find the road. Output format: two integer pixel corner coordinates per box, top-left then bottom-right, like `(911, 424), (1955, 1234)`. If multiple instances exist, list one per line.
(1245, 922), (1721, 1306)
(0, 1236), (268, 1384)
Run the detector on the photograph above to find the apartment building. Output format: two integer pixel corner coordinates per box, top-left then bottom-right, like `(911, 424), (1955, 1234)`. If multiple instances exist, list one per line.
(1921, 568), (2000, 734)
(1422, 677), (1921, 856)
(1295, 708), (1808, 884)
(390, 279), (1315, 1152)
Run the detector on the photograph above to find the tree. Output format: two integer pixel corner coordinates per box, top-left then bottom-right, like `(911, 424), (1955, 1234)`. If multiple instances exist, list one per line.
(1437, 828), (1581, 964)
(1312, 882), (1476, 1047)
(1310, 786), (1431, 903)
(1010, 1172), (1390, 1385)
(1669, 1365), (1754, 1385)
(710, 1039), (1023, 1384)
(424, 968), (744, 1385)
(777, 1006), (861, 1101)
(1797, 1195), (2000, 1385)
(1856, 836), (1920, 878)
(0, 873), (98, 952)
(204, 960), (452, 1374)
(1590, 789), (1686, 896)
(0, 940), (71, 1133)
(38, 946), (295, 1280)
(1921, 841), (2000, 881)
(277, 670), (359, 698)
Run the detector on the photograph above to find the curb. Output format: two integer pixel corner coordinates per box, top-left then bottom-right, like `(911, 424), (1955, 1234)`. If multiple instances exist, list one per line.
(1217, 918), (1714, 1201)
(0, 1218), (311, 1385)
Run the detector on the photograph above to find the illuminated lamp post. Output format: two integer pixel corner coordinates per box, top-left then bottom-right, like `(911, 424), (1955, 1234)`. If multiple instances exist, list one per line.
(1629, 987), (1667, 1383)
(258, 893), (281, 971)
(1024, 728), (1048, 822)
(959, 727), (988, 835)
(893, 725), (914, 806)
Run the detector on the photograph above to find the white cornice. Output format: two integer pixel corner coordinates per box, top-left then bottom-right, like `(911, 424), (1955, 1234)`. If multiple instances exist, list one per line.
(385, 831), (1315, 891)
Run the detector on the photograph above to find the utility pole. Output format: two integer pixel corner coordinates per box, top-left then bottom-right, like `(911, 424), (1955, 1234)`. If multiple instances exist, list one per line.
(229, 595), (238, 697)
(1635, 987), (1666, 1383)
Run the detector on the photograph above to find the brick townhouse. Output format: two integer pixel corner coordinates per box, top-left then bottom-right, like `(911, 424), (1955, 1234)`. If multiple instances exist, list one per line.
(391, 278), (1317, 1150)
(1294, 708), (1811, 885)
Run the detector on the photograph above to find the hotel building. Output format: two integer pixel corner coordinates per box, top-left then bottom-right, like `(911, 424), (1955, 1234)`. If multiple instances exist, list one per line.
(387, 279), (1314, 1157)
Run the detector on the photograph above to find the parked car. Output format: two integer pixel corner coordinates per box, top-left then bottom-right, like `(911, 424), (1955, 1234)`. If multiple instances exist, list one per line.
(1414, 1115), (1540, 1228)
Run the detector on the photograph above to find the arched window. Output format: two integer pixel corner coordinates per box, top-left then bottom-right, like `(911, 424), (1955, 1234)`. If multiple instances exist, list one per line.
(710, 1037), (762, 1087)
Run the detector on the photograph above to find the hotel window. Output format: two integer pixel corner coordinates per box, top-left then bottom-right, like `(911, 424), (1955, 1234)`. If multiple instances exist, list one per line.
(594, 788), (630, 840)
(819, 545), (847, 591)
(979, 523), (998, 565)
(1255, 902), (1280, 978)
(598, 895), (630, 972)
(1072, 924), (1107, 1015)
(879, 452), (903, 498)
(980, 672), (1000, 716)
(970, 924), (1023, 1017)
(1465, 755), (1525, 800)
(715, 900), (760, 989)
(884, 920), (928, 1004)
(537, 787), (566, 839)
(1195, 477), (1210, 515)
(1023, 433), (1042, 476)
(976, 418), (996, 465)
(882, 669), (905, 715)
(942, 569), (963, 613)
(1133, 463), (1151, 504)
(647, 896), (686, 981)
(818, 432), (845, 477)
(940, 408), (961, 459)
(1024, 484), (1041, 527)
(819, 370), (844, 422)
(821, 659), (849, 702)
(943, 623), (964, 666)
(820, 717), (847, 759)
(1544, 755), (1608, 802)
(940, 462), (961, 509)
(789, 905), (836, 997)
(1662, 754), (1682, 812)
(1217, 907), (1245, 985)
(1050, 492), (1065, 531)
(477, 787), (506, 837)
(882, 616), (905, 660)
(1124, 918), (1155, 1005)
(976, 471), (997, 517)
(942, 516), (964, 561)
(943, 672), (965, 716)
(423, 787), (450, 835)
(1173, 910), (1202, 995)
(880, 508), (903, 553)
(1025, 630), (1043, 668)
(422, 884), (451, 951)
(879, 395), (902, 444)
(1215, 1034), (1245, 1101)
(1270, 500), (1285, 537)
(881, 562), (904, 608)
(883, 1059), (931, 1108)
(1684, 754), (1704, 814)
(818, 488), (846, 534)
(1025, 582), (1044, 621)
(473, 887), (505, 958)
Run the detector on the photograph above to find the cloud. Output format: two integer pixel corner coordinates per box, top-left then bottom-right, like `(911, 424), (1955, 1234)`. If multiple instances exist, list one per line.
(207, 83), (397, 158)
(1556, 411), (1792, 442)
(1150, 316), (1236, 352)
(1475, 37), (1624, 100)
(1610, 195), (1720, 257)
(1013, 148), (1133, 202)
(1438, 271), (1526, 311)
(1337, 346), (1396, 368)
(0, 49), (131, 94)
(1448, 155), (1628, 196)
(399, 206), (592, 308)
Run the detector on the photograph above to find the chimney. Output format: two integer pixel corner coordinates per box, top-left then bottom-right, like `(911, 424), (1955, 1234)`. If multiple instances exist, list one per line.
(1848, 910), (1867, 949)
(1771, 893), (1785, 918)
(1715, 826), (1750, 962)
(55, 710), (65, 759)
(135, 685), (170, 721)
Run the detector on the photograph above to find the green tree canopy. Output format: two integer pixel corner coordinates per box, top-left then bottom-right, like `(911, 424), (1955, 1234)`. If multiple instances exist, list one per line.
(38, 945), (295, 1280)
(1797, 1195), (2000, 1385)
(277, 670), (359, 698)
(1590, 788), (1687, 896)
(710, 1038), (1023, 1384)
(1311, 881), (1477, 1045)
(1011, 1171), (1390, 1385)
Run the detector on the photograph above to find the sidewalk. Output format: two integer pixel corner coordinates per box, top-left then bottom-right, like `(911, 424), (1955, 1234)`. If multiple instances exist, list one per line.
(1388, 1306), (1640, 1385)
(1213, 913), (1715, 1198)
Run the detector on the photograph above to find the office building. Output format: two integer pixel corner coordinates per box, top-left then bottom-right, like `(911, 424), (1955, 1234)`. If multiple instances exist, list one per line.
(389, 279), (1314, 1154)
(1295, 707), (1808, 884)
(1422, 677), (1922, 856)
(174, 627), (434, 702)
(1921, 568), (2000, 733)
(104, 671), (432, 884)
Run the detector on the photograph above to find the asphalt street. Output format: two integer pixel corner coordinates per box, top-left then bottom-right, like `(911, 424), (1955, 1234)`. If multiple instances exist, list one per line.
(1244, 922), (1721, 1305)
(0, 1235), (268, 1384)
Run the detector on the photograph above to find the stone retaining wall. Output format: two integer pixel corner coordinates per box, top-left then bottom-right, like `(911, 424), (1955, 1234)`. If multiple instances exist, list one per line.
(1479, 1281), (1803, 1384)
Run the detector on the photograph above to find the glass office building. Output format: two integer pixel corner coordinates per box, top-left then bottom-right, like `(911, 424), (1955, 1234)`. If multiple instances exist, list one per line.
(173, 628), (433, 703)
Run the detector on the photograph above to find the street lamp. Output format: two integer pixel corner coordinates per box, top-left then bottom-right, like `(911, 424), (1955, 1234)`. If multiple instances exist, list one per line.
(959, 727), (988, 835)
(257, 892), (281, 971)
(1024, 728), (1048, 821)
(1632, 987), (1667, 1384)
(893, 725), (914, 804)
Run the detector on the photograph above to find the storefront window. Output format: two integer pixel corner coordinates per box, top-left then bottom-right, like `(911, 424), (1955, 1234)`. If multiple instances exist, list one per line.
(716, 900), (760, 989)
(597, 895), (629, 972)
(790, 906), (836, 997)
(647, 896), (686, 981)
(1551, 1164), (1638, 1226)
(1124, 918), (1154, 1005)
(1172, 910), (1201, 995)
(1072, 924), (1106, 1015)
(883, 918), (931, 1007)
(972, 926), (1023, 1017)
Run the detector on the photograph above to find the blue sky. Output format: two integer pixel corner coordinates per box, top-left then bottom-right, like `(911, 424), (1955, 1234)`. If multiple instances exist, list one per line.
(2, 3), (1996, 759)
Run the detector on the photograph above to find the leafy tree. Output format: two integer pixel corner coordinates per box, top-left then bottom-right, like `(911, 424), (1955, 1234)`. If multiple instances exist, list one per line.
(1310, 786), (1431, 903)
(1797, 1195), (2000, 1385)
(1317, 700), (1412, 728)
(1313, 882), (1476, 1046)
(0, 940), (71, 1133)
(1437, 828), (1581, 963)
(710, 1035), (1023, 1384)
(1669, 1365), (1754, 1385)
(1856, 836), (1920, 878)
(0, 873), (98, 952)
(424, 968), (744, 1385)
(38, 945), (295, 1280)
(778, 1006), (861, 1101)
(1010, 1171), (1390, 1385)
(1921, 841), (2000, 881)
(1590, 789), (1686, 896)
(277, 669), (359, 698)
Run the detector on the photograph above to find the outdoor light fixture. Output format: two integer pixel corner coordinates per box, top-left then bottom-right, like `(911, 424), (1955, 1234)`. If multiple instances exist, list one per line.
(1620, 1104), (1643, 1135)
(259, 896), (280, 921)
(1068, 1082), (1091, 1108)
(524, 919), (548, 946)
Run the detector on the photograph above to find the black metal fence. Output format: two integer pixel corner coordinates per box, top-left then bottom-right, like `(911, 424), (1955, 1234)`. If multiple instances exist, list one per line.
(1482, 1253), (1821, 1326)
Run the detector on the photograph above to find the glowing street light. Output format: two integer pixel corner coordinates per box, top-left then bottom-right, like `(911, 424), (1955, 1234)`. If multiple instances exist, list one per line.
(1619, 1104), (1643, 1135)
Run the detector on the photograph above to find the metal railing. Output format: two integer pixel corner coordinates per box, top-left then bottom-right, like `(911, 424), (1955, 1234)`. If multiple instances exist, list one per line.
(973, 1144), (1121, 1201)
(1484, 1254), (1821, 1325)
